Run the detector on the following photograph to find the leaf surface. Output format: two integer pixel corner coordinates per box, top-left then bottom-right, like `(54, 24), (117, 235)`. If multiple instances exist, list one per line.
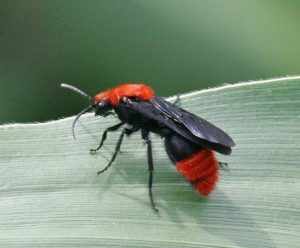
(0, 77), (299, 247)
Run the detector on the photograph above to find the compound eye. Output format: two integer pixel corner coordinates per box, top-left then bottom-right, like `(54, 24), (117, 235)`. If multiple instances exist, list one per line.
(97, 100), (107, 108)
(95, 99), (112, 116)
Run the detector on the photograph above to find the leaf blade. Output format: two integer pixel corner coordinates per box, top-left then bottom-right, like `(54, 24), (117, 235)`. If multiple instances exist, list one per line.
(0, 76), (299, 247)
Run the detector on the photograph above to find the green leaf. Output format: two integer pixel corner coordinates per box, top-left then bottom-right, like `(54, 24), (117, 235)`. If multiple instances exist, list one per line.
(0, 77), (299, 247)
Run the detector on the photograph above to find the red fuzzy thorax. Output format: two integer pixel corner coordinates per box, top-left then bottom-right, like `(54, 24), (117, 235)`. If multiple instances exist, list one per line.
(94, 84), (155, 106)
(176, 149), (218, 196)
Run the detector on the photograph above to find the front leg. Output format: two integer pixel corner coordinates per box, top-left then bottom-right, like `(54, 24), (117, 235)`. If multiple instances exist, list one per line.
(97, 127), (139, 175)
(90, 122), (124, 153)
(142, 129), (159, 212)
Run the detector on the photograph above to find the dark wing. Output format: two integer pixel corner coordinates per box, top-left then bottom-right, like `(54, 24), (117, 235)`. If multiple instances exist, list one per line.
(125, 96), (235, 155)
(151, 96), (236, 147)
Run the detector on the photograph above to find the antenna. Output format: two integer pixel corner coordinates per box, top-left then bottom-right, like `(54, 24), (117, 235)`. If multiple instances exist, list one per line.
(61, 83), (94, 139)
(61, 83), (93, 103)
(71, 105), (93, 140)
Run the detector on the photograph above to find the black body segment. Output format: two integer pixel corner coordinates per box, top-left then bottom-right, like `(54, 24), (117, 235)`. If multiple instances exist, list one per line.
(164, 132), (203, 163)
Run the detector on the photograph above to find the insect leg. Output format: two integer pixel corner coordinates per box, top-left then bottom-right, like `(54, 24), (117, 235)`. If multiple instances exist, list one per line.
(172, 95), (181, 105)
(218, 161), (228, 168)
(142, 130), (159, 212)
(90, 122), (124, 153)
(97, 127), (138, 175)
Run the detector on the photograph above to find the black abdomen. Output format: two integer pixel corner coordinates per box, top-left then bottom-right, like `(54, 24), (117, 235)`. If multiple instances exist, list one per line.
(164, 133), (203, 163)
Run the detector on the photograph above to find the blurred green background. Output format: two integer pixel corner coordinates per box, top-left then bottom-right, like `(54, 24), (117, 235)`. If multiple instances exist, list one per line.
(1, 0), (300, 123)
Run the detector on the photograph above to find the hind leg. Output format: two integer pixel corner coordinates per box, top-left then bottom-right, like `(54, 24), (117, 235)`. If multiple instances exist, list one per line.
(142, 129), (159, 212)
(218, 161), (228, 168)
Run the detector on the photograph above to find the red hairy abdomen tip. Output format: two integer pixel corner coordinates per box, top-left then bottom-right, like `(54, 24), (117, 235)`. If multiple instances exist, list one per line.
(176, 149), (218, 196)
